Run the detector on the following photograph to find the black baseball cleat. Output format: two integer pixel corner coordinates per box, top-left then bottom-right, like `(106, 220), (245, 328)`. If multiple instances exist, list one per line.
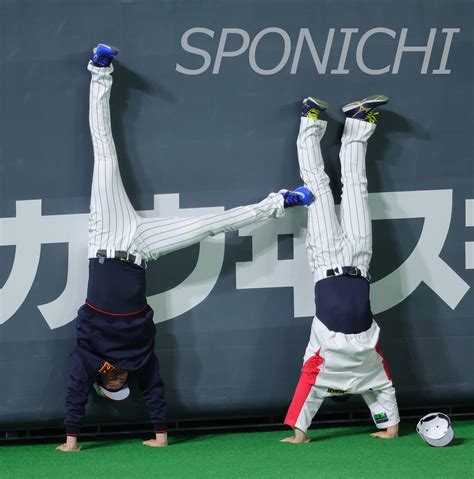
(301, 97), (328, 120)
(342, 95), (389, 123)
(92, 44), (119, 68)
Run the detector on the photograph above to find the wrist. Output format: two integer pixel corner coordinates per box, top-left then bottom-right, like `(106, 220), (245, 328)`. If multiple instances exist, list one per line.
(66, 435), (78, 448)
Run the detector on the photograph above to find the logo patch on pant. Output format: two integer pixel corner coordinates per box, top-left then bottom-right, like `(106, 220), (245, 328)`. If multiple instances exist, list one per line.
(373, 412), (389, 424)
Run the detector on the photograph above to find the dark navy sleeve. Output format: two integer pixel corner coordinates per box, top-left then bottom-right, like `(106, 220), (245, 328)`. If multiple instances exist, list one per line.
(135, 353), (167, 432)
(64, 350), (94, 436)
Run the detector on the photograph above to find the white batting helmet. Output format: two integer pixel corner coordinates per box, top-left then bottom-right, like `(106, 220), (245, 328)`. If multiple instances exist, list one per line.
(416, 413), (454, 447)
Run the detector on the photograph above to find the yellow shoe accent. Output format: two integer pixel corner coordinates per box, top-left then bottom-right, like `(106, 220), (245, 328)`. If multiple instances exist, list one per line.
(306, 108), (320, 120)
(366, 110), (379, 124)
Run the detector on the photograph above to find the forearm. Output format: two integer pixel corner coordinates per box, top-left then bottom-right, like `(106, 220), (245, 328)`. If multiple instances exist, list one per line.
(64, 390), (88, 437)
(144, 390), (167, 432)
(60, 387), (89, 451)
(64, 351), (93, 439)
(137, 356), (168, 430)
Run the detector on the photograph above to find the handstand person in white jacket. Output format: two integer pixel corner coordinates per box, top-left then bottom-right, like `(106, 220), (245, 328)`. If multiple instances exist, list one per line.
(282, 96), (400, 443)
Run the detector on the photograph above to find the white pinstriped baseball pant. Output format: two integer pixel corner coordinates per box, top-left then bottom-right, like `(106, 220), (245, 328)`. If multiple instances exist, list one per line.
(284, 117), (399, 433)
(299, 116), (374, 282)
(86, 63), (285, 264)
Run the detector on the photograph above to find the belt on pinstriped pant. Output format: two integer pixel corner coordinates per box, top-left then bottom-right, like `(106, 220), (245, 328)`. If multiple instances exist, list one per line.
(325, 266), (363, 277)
(96, 250), (146, 268)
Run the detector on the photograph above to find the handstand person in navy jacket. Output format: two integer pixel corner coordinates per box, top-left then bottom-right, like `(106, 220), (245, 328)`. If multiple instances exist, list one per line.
(57, 44), (314, 452)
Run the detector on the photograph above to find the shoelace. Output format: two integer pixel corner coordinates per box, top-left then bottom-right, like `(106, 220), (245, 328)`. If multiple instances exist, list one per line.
(285, 192), (303, 205)
(306, 107), (320, 120)
(366, 110), (379, 124)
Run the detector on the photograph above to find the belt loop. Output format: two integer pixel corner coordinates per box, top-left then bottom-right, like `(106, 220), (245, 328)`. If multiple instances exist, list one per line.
(133, 252), (146, 269)
(96, 249), (106, 264)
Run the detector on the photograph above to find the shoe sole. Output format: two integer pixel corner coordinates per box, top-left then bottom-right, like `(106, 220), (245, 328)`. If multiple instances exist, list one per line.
(304, 97), (328, 111)
(94, 44), (119, 56)
(342, 94), (388, 112)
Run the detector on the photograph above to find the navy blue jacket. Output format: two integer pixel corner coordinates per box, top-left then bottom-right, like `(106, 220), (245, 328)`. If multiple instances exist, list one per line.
(64, 259), (167, 435)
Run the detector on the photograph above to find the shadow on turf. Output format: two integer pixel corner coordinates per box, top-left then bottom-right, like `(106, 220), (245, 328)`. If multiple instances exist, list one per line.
(449, 438), (466, 447)
(303, 428), (374, 443)
(80, 434), (202, 450)
(303, 423), (425, 443)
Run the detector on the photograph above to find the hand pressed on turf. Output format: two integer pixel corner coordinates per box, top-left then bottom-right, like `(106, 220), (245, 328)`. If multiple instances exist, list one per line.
(56, 436), (81, 452)
(143, 432), (168, 447)
(371, 424), (399, 439)
(280, 427), (311, 444)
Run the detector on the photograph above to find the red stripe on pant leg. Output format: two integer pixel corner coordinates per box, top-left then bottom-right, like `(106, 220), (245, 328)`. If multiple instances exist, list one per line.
(284, 350), (323, 428)
(375, 343), (392, 381)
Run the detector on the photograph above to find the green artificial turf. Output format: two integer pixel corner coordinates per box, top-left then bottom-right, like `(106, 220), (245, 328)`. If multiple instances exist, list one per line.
(1, 422), (473, 479)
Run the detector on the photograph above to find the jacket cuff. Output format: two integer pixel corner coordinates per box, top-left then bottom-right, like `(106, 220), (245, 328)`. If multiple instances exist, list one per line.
(153, 423), (167, 433)
(65, 425), (80, 436)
